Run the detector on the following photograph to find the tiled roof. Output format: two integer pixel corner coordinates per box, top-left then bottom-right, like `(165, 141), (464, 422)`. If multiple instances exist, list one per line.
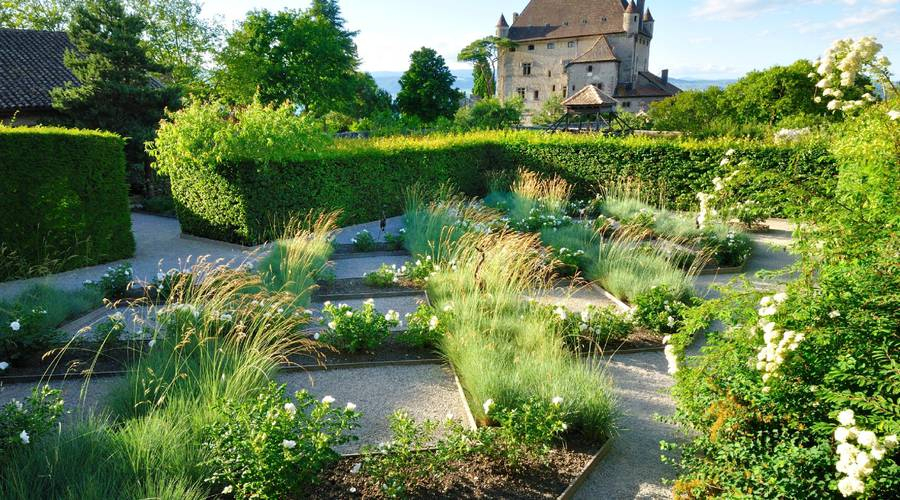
(0, 29), (79, 113)
(643, 9), (654, 22)
(614, 71), (681, 98)
(507, 0), (628, 41)
(497, 14), (509, 28)
(562, 84), (618, 107)
(569, 36), (619, 64)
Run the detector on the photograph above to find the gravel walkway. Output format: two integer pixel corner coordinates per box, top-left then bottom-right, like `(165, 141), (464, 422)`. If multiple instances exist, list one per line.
(0, 213), (260, 301)
(329, 254), (411, 280)
(332, 216), (405, 245)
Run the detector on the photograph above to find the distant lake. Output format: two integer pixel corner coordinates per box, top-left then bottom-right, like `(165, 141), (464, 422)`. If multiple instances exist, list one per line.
(370, 70), (736, 97)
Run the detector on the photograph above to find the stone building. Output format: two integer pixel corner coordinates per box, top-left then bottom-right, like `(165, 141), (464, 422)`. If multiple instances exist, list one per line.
(495, 0), (679, 118)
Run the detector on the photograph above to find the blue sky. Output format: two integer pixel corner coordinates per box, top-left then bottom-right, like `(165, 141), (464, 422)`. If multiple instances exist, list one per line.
(206, 0), (899, 79)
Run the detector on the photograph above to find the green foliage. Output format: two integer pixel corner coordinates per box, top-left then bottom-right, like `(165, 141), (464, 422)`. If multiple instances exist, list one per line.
(454, 97), (522, 130)
(0, 126), (134, 281)
(362, 264), (399, 288)
(50, 0), (180, 170)
(384, 229), (406, 250)
(0, 0), (73, 29)
(0, 386), (64, 462)
(699, 227), (753, 267)
(633, 286), (695, 335)
(484, 396), (570, 468)
(319, 300), (399, 353)
(471, 59), (494, 98)
(532, 93), (565, 126)
(351, 229), (376, 252)
(396, 47), (461, 122)
(666, 100), (900, 498)
(458, 36), (507, 98)
(84, 263), (134, 299)
(549, 304), (634, 352)
(212, 3), (359, 115)
(397, 304), (447, 349)
(202, 382), (359, 499)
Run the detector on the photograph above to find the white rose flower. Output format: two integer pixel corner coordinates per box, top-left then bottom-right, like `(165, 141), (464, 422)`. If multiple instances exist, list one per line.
(20, 430), (29, 444)
(0, 361), (8, 370)
(829, 310), (841, 319)
(856, 430), (877, 448)
(345, 402), (357, 411)
(10, 320), (21, 332)
(834, 426), (851, 443)
(838, 476), (865, 497)
(284, 402), (297, 414)
(483, 399), (494, 415)
(838, 409), (856, 426)
(552, 396), (564, 405)
(282, 439), (297, 449)
(322, 396), (336, 405)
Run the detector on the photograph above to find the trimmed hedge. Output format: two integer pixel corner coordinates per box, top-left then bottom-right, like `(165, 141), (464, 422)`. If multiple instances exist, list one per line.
(155, 129), (835, 245)
(0, 126), (135, 281)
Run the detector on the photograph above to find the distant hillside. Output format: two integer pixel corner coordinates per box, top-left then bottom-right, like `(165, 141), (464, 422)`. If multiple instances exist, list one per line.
(370, 71), (736, 97)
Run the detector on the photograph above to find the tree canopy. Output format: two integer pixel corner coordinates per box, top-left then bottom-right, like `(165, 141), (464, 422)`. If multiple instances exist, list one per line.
(50, 0), (180, 169)
(0, 0), (73, 30)
(397, 47), (461, 122)
(213, 2), (360, 115)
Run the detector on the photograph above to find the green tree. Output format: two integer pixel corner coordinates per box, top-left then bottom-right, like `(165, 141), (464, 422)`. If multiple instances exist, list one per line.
(126, 0), (223, 96)
(471, 59), (494, 99)
(396, 47), (461, 122)
(454, 97), (522, 130)
(532, 93), (565, 125)
(50, 0), (180, 189)
(213, 3), (359, 115)
(458, 36), (513, 98)
(0, 0), (73, 30)
(723, 60), (828, 125)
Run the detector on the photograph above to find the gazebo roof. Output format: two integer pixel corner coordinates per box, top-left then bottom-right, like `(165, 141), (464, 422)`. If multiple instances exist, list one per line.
(562, 85), (618, 109)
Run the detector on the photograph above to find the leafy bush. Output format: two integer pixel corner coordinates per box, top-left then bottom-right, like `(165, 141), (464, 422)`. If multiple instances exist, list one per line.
(384, 229), (406, 250)
(84, 263), (134, 299)
(319, 300), (400, 352)
(403, 255), (440, 285)
(0, 126), (134, 282)
(0, 305), (59, 361)
(699, 228), (753, 267)
(362, 264), (400, 288)
(548, 246), (585, 276)
(550, 304), (634, 351)
(454, 97), (523, 131)
(482, 395), (570, 468)
(0, 386), (64, 461)
(633, 286), (695, 335)
(398, 304), (447, 349)
(351, 229), (376, 252)
(202, 382), (359, 499)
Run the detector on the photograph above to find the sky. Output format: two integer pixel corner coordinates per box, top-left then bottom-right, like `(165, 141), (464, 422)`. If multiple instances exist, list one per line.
(205, 0), (900, 80)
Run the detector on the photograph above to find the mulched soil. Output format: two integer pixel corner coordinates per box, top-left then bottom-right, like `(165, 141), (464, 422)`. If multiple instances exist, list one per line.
(314, 278), (420, 299)
(606, 328), (664, 353)
(308, 438), (601, 499)
(332, 244), (406, 255)
(0, 342), (138, 381)
(288, 339), (442, 368)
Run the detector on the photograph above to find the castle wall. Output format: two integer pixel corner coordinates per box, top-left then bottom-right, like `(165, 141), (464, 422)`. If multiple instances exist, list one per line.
(565, 61), (619, 96)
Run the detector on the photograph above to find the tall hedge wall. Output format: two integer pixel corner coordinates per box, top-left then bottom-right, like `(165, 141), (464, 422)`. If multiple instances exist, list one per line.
(0, 126), (135, 281)
(159, 131), (834, 245)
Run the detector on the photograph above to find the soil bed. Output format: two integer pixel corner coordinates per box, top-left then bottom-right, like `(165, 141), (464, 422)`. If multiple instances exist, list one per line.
(309, 437), (601, 499)
(314, 278), (420, 299)
(0, 342), (137, 381)
(332, 244), (406, 256)
(289, 339), (441, 368)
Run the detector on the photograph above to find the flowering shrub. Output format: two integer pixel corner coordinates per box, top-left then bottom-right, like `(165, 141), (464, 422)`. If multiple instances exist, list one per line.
(699, 229), (753, 267)
(83, 263), (133, 298)
(481, 395), (570, 468)
(351, 230), (376, 252)
(202, 382), (359, 499)
(550, 304), (633, 352)
(632, 286), (695, 336)
(548, 246), (585, 277)
(506, 205), (573, 233)
(832, 409), (898, 497)
(362, 264), (400, 288)
(151, 269), (193, 301)
(0, 306), (56, 360)
(384, 229), (406, 250)
(319, 300), (400, 352)
(0, 385), (63, 460)
(625, 207), (656, 230)
(813, 37), (893, 113)
(403, 255), (441, 285)
(398, 304), (447, 349)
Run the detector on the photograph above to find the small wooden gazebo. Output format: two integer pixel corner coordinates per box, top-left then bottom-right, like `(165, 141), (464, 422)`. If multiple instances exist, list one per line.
(547, 85), (633, 134)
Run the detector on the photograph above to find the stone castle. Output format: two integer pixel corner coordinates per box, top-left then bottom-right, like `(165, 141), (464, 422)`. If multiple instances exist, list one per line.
(495, 0), (679, 117)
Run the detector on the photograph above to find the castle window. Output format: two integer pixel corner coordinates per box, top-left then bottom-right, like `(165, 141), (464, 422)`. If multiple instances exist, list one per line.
(547, 42), (555, 49)
(522, 63), (532, 76)
(552, 84), (556, 92)
(582, 19), (588, 24)
(528, 44), (535, 51)
(563, 87), (567, 98)
(587, 65), (593, 74)
(602, 16), (607, 22)
(622, 101), (632, 108)
(547, 70), (552, 77)
(567, 41), (576, 48)
(597, 82), (603, 90)
(510, 46), (517, 52)
(533, 90), (540, 100)
(516, 87), (526, 99)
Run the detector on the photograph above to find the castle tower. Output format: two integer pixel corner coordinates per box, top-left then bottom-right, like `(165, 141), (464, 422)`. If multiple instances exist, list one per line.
(496, 14), (509, 38)
(623, 1), (639, 36)
(643, 9), (654, 37)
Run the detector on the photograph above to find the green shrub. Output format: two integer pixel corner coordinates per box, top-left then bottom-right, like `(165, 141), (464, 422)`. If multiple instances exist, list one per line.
(398, 304), (447, 349)
(319, 300), (400, 352)
(550, 304), (634, 352)
(0, 386), (64, 460)
(151, 111), (833, 244)
(84, 263), (134, 299)
(351, 229), (376, 252)
(633, 286), (696, 335)
(384, 229), (406, 250)
(202, 382), (359, 499)
(362, 264), (400, 288)
(0, 126), (134, 282)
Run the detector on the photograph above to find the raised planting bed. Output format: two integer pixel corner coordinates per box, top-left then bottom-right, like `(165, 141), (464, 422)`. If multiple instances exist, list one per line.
(0, 342), (138, 383)
(288, 338), (442, 369)
(314, 278), (421, 301)
(309, 436), (607, 499)
(332, 244), (407, 258)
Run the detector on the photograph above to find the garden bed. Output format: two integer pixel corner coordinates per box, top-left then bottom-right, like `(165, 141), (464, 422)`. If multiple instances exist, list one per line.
(332, 244), (407, 257)
(288, 339), (441, 369)
(0, 342), (136, 382)
(314, 278), (419, 300)
(309, 436), (603, 499)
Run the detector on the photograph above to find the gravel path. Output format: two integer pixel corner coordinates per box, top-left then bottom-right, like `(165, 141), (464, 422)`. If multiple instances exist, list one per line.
(332, 216), (405, 245)
(0, 213), (260, 301)
(329, 255), (411, 280)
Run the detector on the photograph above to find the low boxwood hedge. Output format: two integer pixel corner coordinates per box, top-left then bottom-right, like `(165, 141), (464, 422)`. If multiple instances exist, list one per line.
(0, 126), (134, 281)
(154, 127), (835, 245)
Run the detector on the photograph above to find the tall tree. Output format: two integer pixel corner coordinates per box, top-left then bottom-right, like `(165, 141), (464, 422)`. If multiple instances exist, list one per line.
(0, 0), (73, 30)
(126, 0), (223, 95)
(50, 0), (180, 186)
(213, 3), (359, 115)
(458, 36), (512, 97)
(471, 59), (494, 98)
(397, 47), (460, 122)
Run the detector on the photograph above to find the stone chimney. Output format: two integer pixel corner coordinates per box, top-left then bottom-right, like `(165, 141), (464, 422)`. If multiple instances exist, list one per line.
(512, 12), (519, 23)
(661, 69), (669, 84)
